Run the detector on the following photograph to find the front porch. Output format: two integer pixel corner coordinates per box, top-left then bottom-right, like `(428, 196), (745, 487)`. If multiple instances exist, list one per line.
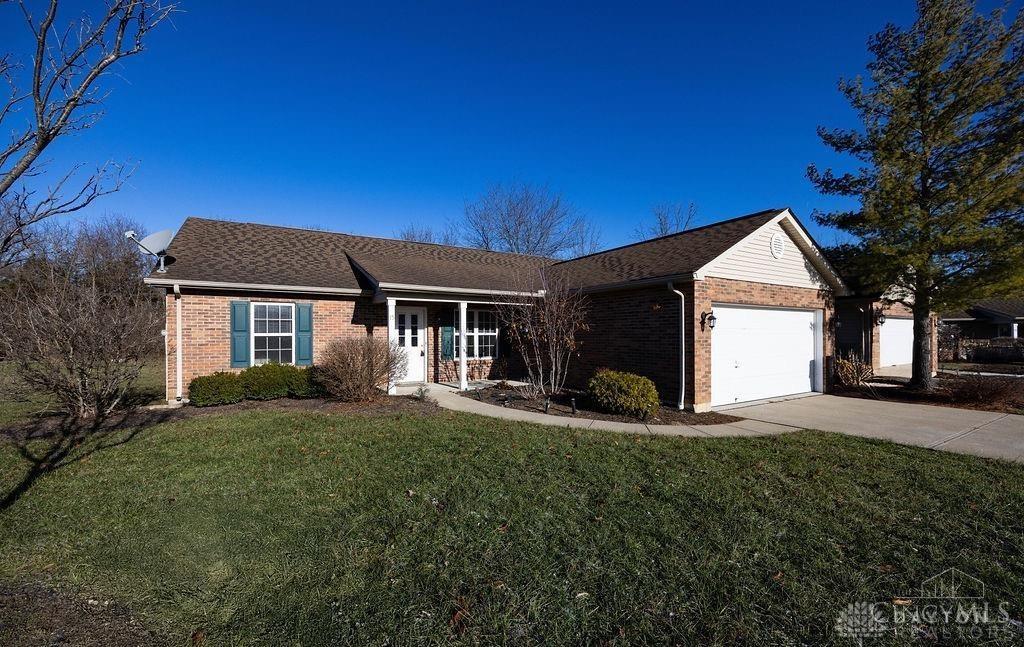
(381, 293), (516, 393)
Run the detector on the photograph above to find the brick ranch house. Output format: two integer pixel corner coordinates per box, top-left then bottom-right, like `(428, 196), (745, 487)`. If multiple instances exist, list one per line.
(147, 208), (894, 412)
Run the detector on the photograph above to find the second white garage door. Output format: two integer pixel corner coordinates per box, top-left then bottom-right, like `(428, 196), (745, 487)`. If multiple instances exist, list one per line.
(711, 305), (821, 407)
(879, 318), (914, 367)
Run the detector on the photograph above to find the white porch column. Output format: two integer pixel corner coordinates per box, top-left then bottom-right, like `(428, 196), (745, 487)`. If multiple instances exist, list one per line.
(386, 298), (397, 395)
(458, 301), (468, 391)
(1013, 322), (1019, 338)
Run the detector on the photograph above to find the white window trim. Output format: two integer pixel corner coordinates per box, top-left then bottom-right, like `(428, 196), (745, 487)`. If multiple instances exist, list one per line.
(454, 308), (499, 361)
(250, 302), (296, 366)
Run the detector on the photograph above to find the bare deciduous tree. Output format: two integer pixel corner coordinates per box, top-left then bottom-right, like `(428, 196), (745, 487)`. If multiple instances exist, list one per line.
(396, 222), (460, 246)
(0, 0), (175, 269)
(463, 182), (600, 258)
(492, 269), (589, 396)
(633, 201), (697, 241)
(0, 216), (163, 419)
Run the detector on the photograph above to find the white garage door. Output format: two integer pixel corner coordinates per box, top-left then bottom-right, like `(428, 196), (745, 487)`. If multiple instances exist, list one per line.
(879, 318), (914, 367)
(711, 305), (820, 407)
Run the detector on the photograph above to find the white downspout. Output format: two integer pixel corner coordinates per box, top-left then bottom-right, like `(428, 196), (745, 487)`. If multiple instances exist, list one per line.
(669, 282), (687, 410)
(174, 283), (183, 402)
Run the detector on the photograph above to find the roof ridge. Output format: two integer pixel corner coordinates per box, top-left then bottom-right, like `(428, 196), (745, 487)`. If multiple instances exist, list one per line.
(551, 207), (785, 267)
(182, 216), (554, 261)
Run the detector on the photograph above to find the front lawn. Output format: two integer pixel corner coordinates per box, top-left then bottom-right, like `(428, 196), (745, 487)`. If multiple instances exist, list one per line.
(940, 361), (1024, 375)
(0, 360), (165, 428)
(2, 409), (1023, 644)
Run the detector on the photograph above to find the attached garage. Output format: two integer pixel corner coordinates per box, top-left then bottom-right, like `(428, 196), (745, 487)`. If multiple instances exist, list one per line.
(710, 305), (823, 407)
(879, 317), (914, 367)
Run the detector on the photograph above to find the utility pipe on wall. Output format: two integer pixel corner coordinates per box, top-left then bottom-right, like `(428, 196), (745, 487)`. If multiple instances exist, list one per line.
(668, 282), (687, 410)
(174, 283), (183, 401)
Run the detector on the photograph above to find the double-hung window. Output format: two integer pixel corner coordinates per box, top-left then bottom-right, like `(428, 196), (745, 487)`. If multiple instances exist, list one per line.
(252, 303), (294, 364)
(454, 309), (498, 360)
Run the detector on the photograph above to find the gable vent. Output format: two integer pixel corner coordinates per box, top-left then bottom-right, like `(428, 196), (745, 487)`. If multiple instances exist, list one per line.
(770, 232), (786, 259)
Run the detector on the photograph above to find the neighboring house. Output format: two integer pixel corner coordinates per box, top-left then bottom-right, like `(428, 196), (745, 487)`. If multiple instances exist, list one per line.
(835, 295), (939, 373)
(941, 299), (1023, 339)
(145, 208), (851, 411)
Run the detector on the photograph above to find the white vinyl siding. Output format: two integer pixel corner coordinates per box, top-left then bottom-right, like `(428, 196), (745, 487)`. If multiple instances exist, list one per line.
(703, 220), (828, 289)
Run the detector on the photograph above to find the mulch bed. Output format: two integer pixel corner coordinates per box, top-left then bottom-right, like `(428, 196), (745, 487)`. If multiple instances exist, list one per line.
(461, 386), (740, 426)
(0, 581), (164, 647)
(0, 396), (441, 441)
(836, 374), (1024, 415)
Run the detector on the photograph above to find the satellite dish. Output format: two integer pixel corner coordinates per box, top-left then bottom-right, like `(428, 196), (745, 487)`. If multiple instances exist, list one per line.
(125, 229), (174, 273)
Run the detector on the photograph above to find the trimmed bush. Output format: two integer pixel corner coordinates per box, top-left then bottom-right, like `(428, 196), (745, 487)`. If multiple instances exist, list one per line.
(587, 369), (660, 419)
(188, 372), (244, 407)
(240, 363), (320, 400)
(285, 365), (321, 399)
(240, 363), (292, 400)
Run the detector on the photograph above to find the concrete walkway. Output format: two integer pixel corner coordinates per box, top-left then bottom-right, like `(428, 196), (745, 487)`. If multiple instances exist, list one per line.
(407, 384), (1024, 462)
(407, 384), (794, 438)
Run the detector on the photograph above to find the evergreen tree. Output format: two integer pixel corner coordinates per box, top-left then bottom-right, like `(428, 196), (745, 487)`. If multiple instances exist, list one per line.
(809, 0), (1024, 388)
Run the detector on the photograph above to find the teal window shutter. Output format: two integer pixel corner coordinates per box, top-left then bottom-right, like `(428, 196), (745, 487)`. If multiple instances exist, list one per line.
(295, 303), (313, 365)
(440, 307), (454, 360)
(230, 301), (250, 368)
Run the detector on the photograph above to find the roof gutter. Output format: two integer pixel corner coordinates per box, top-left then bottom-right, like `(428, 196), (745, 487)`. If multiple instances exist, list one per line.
(580, 273), (697, 294)
(376, 281), (544, 298)
(144, 277), (367, 296)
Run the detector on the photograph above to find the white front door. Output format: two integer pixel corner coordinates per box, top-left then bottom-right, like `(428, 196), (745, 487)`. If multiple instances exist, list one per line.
(396, 307), (427, 383)
(879, 318), (914, 367)
(711, 305), (821, 407)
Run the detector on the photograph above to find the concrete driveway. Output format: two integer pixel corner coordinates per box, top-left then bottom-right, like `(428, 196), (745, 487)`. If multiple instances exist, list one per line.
(730, 394), (1024, 462)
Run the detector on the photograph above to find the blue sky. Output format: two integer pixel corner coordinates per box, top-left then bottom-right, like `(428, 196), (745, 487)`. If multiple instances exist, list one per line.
(3, 1), (1017, 250)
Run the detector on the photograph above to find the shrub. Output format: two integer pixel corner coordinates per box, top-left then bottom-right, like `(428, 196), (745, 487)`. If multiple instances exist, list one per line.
(946, 375), (1017, 405)
(834, 355), (874, 387)
(240, 363), (320, 400)
(587, 369), (659, 419)
(188, 372), (244, 407)
(284, 366), (321, 399)
(317, 337), (407, 402)
(240, 363), (291, 400)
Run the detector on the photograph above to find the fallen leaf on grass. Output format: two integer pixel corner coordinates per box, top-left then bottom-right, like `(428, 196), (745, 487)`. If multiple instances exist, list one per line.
(771, 571), (784, 583)
(450, 597), (471, 636)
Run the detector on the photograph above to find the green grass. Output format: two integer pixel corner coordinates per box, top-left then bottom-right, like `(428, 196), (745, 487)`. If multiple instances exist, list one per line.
(0, 360), (165, 427)
(2, 410), (1023, 644)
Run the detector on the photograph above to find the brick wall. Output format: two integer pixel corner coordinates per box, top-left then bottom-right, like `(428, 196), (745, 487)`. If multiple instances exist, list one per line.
(692, 277), (835, 410)
(163, 289), (383, 401)
(567, 286), (683, 403)
(163, 290), (518, 401)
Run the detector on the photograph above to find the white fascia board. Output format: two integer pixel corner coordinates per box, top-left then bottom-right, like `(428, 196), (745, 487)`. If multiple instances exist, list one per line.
(143, 277), (367, 295)
(694, 209), (850, 294)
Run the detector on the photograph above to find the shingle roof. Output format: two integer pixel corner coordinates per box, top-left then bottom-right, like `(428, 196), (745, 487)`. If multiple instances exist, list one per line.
(156, 218), (549, 292)
(152, 208), (819, 295)
(547, 209), (784, 288)
(941, 299), (1024, 321)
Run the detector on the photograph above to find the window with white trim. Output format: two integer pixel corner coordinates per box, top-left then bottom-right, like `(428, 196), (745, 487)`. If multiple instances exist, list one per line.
(454, 309), (498, 360)
(252, 303), (294, 364)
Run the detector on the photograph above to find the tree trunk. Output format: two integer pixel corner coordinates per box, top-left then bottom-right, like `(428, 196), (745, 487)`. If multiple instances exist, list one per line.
(909, 300), (934, 390)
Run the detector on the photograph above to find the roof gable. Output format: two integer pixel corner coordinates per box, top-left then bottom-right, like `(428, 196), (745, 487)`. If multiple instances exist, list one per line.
(549, 209), (784, 288)
(696, 209), (847, 293)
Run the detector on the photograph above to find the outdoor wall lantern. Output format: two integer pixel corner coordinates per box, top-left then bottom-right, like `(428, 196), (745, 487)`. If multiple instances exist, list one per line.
(701, 311), (717, 330)
(876, 312), (887, 326)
